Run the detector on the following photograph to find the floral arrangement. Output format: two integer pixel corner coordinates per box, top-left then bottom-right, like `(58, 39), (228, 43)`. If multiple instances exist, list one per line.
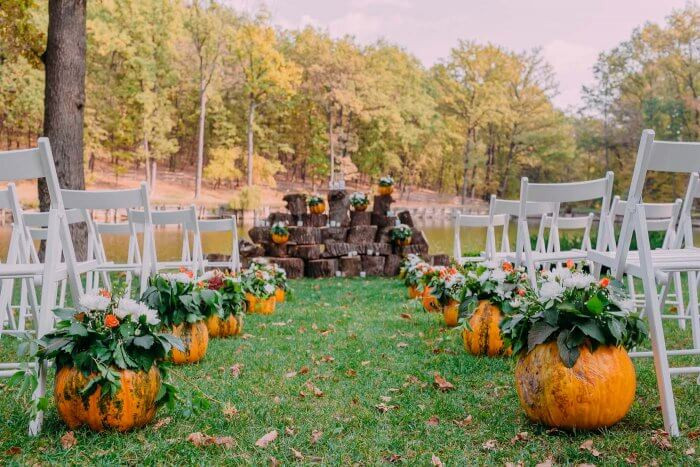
(270, 222), (289, 236)
(500, 262), (648, 367)
(349, 192), (369, 208)
(379, 176), (394, 187)
(424, 266), (466, 305)
(459, 260), (529, 318)
(37, 288), (181, 400)
(197, 270), (244, 318)
(307, 194), (324, 207)
(390, 224), (412, 243)
(140, 269), (206, 328)
(399, 255), (430, 288)
(271, 263), (289, 292)
(241, 260), (277, 298)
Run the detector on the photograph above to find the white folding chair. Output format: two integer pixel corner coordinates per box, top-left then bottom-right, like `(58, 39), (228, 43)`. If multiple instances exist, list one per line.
(512, 172), (614, 286)
(197, 216), (241, 273)
(0, 138), (86, 435)
(588, 129), (700, 436)
(93, 222), (143, 295)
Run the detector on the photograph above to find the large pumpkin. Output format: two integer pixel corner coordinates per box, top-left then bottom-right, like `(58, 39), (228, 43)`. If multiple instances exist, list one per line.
(443, 300), (459, 327)
(169, 321), (209, 364)
(245, 293), (276, 314)
(407, 285), (421, 299)
(205, 313), (243, 338)
(421, 287), (441, 313)
(461, 300), (510, 356)
(55, 365), (161, 431)
(514, 341), (636, 430)
(378, 185), (393, 196)
(275, 288), (286, 303)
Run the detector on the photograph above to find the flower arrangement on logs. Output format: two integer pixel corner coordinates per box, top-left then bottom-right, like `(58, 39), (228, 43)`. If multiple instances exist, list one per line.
(399, 254), (429, 299)
(140, 268), (209, 364)
(307, 194), (326, 214)
(241, 260), (278, 314)
(501, 262), (648, 430)
(36, 287), (181, 431)
(457, 260), (528, 356)
(378, 175), (394, 195)
(270, 222), (290, 244)
(198, 270), (245, 338)
(390, 224), (413, 246)
(423, 266), (466, 326)
(349, 192), (370, 212)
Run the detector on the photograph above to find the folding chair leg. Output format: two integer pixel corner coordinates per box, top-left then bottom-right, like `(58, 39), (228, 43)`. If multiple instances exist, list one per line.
(673, 271), (686, 330)
(688, 271), (700, 350)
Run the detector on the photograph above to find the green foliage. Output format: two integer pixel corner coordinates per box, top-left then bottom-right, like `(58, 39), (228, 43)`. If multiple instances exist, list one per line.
(270, 221), (289, 236)
(140, 273), (205, 328)
(229, 186), (262, 211)
(390, 224), (412, 243)
(307, 194), (324, 207)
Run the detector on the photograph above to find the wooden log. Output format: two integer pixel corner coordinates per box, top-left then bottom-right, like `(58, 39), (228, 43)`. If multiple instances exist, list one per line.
(328, 190), (350, 227)
(431, 254), (450, 266)
(371, 213), (398, 229)
(353, 242), (392, 256)
(283, 193), (308, 217)
(361, 255), (385, 276)
(288, 244), (321, 261)
(290, 226), (322, 245)
(339, 256), (362, 277)
(264, 241), (288, 258)
(268, 212), (293, 225)
(322, 242), (358, 258)
(239, 240), (265, 258)
(397, 210), (414, 227)
(396, 244), (429, 256)
(375, 226), (392, 243)
(248, 226), (270, 244)
(270, 257), (305, 279)
(306, 259), (337, 278)
(372, 194), (394, 215)
(411, 230), (429, 248)
(302, 213), (328, 227)
(350, 211), (372, 226)
(346, 225), (377, 244)
(383, 254), (402, 276)
(321, 227), (348, 243)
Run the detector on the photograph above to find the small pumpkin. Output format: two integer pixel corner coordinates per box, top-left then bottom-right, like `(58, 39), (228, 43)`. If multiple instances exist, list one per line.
(442, 300), (459, 327)
(515, 341), (636, 430)
(169, 321), (209, 364)
(407, 285), (421, 299)
(271, 233), (289, 245)
(421, 287), (441, 313)
(396, 237), (412, 247)
(205, 313), (243, 338)
(378, 185), (393, 196)
(461, 300), (510, 356)
(275, 288), (286, 303)
(354, 203), (368, 212)
(245, 293), (276, 314)
(55, 365), (161, 432)
(310, 202), (326, 215)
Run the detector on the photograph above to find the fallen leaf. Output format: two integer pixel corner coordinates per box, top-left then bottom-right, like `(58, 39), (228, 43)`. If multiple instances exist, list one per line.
(535, 458), (554, 467)
(506, 462), (524, 467)
(426, 415), (440, 427)
(380, 396), (392, 402)
(400, 313), (412, 320)
(624, 453), (638, 464)
(187, 432), (234, 448)
(651, 429), (672, 450)
(230, 363), (243, 378)
(60, 431), (77, 450)
(291, 448), (304, 460)
(5, 447), (21, 455)
(285, 371), (298, 378)
(361, 360), (370, 366)
(153, 417), (172, 430)
(397, 342), (409, 348)
(383, 453), (402, 463)
(375, 403), (398, 413)
(273, 396), (281, 404)
(269, 456), (280, 466)
(685, 447), (696, 456)
(320, 355), (334, 363)
(310, 429), (322, 444)
(304, 380), (324, 397)
(298, 326), (307, 333)
(285, 426), (296, 436)
(433, 373), (455, 392)
(255, 430), (278, 448)
(241, 333), (253, 339)
(299, 366), (310, 374)
(545, 427), (560, 435)
(431, 454), (444, 466)
(510, 432), (529, 445)
(345, 369), (357, 377)
(579, 439), (601, 457)
(454, 415), (473, 427)
(482, 439), (498, 451)
(687, 430), (700, 440)
(222, 404), (238, 418)
(271, 321), (286, 326)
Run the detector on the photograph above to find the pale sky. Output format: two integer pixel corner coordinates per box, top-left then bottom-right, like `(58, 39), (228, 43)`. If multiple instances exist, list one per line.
(225, 0), (690, 110)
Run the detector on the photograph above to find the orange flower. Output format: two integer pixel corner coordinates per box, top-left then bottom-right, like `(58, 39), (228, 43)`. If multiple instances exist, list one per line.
(566, 259), (575, 269)
(502, 261), (513, 272)
(179, 266), (194, 278)
(517, 288), (526, 297)
(104, 314), (119, 328)
(599, 277), (610, 288)
(98, 289), (111, 298)
(197, 281), (205, 288)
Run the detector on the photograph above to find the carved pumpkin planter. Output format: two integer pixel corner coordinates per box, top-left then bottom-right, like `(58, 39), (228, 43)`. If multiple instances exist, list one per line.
(55, 365), (161, 432)
(245, 293), (276, 315)
(461, 300), (510, 356)
(205, 313), (243, 338)
(421, 287), (441, 313)
(442, 300), (459, 327)
(515, 341), (636, 430)
(396, 237), (412, 247)
(407, 285), (421, 299)
(271, 233), (289, 245)
(378, 185), (393, 196)
(275, 288), (286, 303)
(309, 202), (326, 215)
(169, 321), (209, 364)
(354, 203), (368, 212)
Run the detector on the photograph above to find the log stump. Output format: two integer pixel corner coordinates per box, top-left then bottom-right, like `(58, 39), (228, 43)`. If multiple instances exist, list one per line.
(306, 259), (337, 278)
(375, 226), (392, 243)
(361, 255), (385, 276)
(264, 242), (288, 258)
(268, 212), (293, 225)
(372, 194), (394, 215)
(398, 210), (414, 227)
(290, 227), (322, 245)
(288, 244), (321, 261)
(411, 230), (429, 248)
(249, 226), (271, 244)
(322, 242), (357, 258)
(239, 240), (265, 258)
(346, 225), (377, 244)
(270, 257), (305, 279)
(431, 254), (450, 266)
(371, 213), (398, 229)
(339, 256), (362, 277)
(283, 193), (307, 217)
(384, 254), (402, 276)
(354, 242), (392, 256)
(328, 190), (350, 227)
(350, 211), (372, 226)
(396, 244), (429, 256)
(302, 213), (328, 227)
(321, 227), (348, 243)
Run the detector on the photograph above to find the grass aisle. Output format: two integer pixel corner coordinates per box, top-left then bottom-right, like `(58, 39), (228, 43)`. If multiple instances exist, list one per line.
(1, 278), (698, 464)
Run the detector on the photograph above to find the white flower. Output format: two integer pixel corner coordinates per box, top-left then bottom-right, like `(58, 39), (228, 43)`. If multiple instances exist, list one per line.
(198, 270), (218, 282)
(539, 280), (565, 303)
(478, 270), (491, 284)
(263, 283), (276, 295)
(563, 272), (596, 290)
(490, 269), (507, 283)
(115, 298), (160, 325)
(445, 273), (465, 289)
(549, 266), (572, 282)
(160, 272), (193, 283)
(509, 298), (523, 308)
(79, 293), (110, 311)
(482, 260), (498, 270)
(610, 294), (635, 313)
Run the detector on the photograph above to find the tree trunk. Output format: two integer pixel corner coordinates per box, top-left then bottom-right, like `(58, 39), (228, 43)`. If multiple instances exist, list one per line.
(40, 0), (88, 260)
(246, 99), (256, 186)
(328, 108), (334, 186)
(195, 81), (206, 198)
(460, 128), (471, 204)
(151, 160), (157, 194)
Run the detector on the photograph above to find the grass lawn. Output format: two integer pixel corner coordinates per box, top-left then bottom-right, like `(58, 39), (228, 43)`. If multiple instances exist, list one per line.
(0, 277), (698, 464)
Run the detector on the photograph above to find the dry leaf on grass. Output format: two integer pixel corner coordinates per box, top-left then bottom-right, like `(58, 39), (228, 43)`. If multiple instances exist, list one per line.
(187, 432), (234, 448)
(426, 416), (440, 427)
(60, 431), (77, 450)
(361, 360), (370, 366)
(687, 430), (700, 440)
(285, 426), (296, 436)
(153, 417), (172, 430)
(433, 373), (455, 391)
(320, 355), (334, 363)
(230, 363), (243, 378)
(651, 429), (672, 450)
(375, 403), (398, 413)
(400, 313), (412, 320)
(291, 448), (304, 460)
(624, 453), (638, 465)
(454, 415), (473, 427)
(285, 371), (298, 378)
(397, 342), (409, 348)
(298, 366), (310, 374)
(510, 432), (529, 445)
(380, 396), (392, 402)
(431, 454), (444, 466)
(269, 456), (280, 466)
(482, 439), (498, 451)
(5, 447), (21, 456)
(384, 453), (402, 463)
(255, 430), (278, 448)
(685, 447), (696, 456)
(535, 458), (554, 467)
(304, 380), (324, 397)
(310, 429), (322, 444)
(579, 439), (601, 457)
(240, 333), (253, 340)
(222, 404), (239, 417)
(345, 369), (357, 377)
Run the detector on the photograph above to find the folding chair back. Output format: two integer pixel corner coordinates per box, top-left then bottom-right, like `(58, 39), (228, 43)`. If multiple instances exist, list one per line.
(197, 216), (241, 273)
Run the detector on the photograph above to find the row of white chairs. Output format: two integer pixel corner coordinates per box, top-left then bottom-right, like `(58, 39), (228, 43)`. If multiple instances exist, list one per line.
(454, 129), (700, 437)
(0, 138), (240, 434)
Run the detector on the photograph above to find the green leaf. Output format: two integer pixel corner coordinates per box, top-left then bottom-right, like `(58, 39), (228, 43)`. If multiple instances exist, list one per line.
(575, 321), (605, 343)
(132, 335), (155, 349)
(527, 321), (558, 352)
(586, 294), (604, 314)
(557, 330), (580, 368)
(67, 321), (88, 337)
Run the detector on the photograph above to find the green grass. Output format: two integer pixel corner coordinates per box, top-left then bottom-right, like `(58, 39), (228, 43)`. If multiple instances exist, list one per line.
(1, 278), (698, 464)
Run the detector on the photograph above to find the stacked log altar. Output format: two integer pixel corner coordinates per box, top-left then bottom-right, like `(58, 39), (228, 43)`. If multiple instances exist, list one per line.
(240, 191), (449, 278)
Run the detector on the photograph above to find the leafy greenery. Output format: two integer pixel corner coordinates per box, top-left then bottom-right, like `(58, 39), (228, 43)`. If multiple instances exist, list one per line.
(307, 195), (324, 207)
(198, 270), (246, 318)
(399, 254), (430, 288)
(140, 273), (205, 328)
(390, 224), (412, 243)
(241, 260), (277, 298)
(270, 222), (289, 236)
(349, 191), (369, 208)
(424, 267), (465, 306)
(378, 175), (394, 187)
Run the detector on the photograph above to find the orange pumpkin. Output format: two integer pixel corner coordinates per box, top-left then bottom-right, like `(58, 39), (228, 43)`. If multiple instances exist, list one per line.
(169, 321), (209, 364)
(275, 288), (286, 303)
(378, 185), (393, 196)
(515, 341), (636, 430)
(310, 203), (325, 214)
(55, 365), (161, 431)
(407, 285), (421, 299)
(271, 233), (289, 245)
(354, 203), (368, 212)
(396, 237), (412, 247)
(205, 313), (243, 338)
(443, 300), (459, 327)
(421, 287), (441, 313)
(245, 293), (276, 314)
(461, 300), (511, 356)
